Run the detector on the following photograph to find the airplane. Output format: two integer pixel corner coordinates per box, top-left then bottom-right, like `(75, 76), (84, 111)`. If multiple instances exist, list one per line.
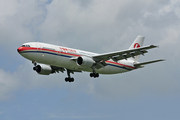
(17, 36), (164, 82)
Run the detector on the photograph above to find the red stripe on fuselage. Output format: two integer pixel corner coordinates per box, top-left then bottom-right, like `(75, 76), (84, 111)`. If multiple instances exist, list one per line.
(18, 47), (37, 52)
(18, 47), (80, 57)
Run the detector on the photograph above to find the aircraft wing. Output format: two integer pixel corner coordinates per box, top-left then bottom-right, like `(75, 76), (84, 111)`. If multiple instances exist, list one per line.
(92, 45), (157, 62)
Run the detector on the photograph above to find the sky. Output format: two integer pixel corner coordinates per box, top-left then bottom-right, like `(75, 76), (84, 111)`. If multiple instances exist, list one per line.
(0, 0), (180, 120)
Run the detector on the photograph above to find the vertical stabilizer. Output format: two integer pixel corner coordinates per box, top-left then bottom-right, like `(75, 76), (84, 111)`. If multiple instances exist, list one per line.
(128, 36), (145, 62)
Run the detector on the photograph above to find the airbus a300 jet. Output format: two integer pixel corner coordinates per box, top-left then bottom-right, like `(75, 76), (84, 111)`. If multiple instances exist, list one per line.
(17, 36), (164, 82)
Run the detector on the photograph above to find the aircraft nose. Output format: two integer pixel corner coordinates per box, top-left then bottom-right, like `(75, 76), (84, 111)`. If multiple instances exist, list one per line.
(17, 47), (22, 53)
(17, 48), (19, 53)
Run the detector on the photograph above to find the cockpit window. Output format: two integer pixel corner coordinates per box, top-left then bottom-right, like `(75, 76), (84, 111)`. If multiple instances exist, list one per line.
(22, 45), (30, 47)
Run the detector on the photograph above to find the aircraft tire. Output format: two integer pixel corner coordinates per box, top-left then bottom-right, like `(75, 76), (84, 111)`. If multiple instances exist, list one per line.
(65, 77), (68, 82)
(90, 73), (99, 78)
(65, 77), (74, 82)
(95, 73), (99, 78)
(90, 73), (94, 77)
(70, 78), (74, 82)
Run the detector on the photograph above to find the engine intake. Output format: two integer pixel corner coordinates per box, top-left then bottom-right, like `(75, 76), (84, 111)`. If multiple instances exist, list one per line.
(33, 64), (53, 75)
(77, 56), (95, 67)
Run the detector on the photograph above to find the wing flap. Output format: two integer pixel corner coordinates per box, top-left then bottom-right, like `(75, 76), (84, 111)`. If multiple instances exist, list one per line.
(51, 66), (82, 73)
(51, 66), (66, 73)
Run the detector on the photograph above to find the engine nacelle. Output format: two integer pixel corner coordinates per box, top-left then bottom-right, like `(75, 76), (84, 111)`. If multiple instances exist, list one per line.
(76, 56), (95, 67)
(33, 64), (52, 75)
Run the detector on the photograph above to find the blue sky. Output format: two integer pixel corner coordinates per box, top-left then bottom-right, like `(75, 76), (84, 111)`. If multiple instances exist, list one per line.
(0, 0), (180, 120)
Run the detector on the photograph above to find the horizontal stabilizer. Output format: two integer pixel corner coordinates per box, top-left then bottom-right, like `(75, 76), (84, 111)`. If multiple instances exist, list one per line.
(134, 59), (165, 68)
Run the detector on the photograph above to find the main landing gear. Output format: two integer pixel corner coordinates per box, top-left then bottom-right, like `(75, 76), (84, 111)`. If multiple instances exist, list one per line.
(90, 67), (99, 78)
(65, 69), (99, 82)
(65, 69), (74, 82)
(65, 77), (74, 82)
(90, 73), (99, 78)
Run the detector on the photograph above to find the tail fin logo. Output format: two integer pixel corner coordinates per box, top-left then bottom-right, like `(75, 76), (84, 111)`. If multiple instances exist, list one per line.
(134, 43), (140, 48)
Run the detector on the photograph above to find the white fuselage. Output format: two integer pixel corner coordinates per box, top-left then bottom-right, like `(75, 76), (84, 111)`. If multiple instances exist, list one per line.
(18, 42), (136, 74)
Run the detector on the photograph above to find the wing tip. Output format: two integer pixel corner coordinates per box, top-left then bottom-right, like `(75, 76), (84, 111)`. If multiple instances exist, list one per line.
(160, 59), (165, 61)
(150, 45), (159, 48)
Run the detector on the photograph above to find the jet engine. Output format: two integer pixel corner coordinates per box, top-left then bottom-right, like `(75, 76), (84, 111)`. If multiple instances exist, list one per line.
(33, 64), (53, 75)
(76, 56), (95, 67)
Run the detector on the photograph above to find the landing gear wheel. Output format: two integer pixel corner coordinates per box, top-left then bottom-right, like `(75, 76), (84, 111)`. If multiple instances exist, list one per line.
(70, 78), (74, 82)
(90, 73), (94, 77)
(33, 67), (36, 71)
(90, 73), (99, 78)
(65, 77), (68, 82)
(65, 77), (74, 82)
(94, 73), (99, 78)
